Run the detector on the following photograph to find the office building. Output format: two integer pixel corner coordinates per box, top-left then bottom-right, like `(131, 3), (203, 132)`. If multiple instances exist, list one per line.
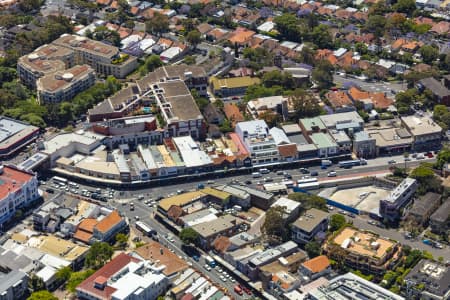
(368, 127), (413, 156)
(380, 178), (418, 222)
(192, 215), (244, 250)
(0, 117), (40, 159)
(319, 111), (364, 133)
(308, 272), (405, 300)
(0, 166), (39, 226)
(235, 120), (279, 164)
(0, 269), (28, 300)
(37, 64), (95, 103)
(291, 208), (329, 244)
(76, 253), (169, 300)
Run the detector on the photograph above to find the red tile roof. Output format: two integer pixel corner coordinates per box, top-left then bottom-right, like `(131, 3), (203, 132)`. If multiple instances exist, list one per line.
(76, 253), (140, 299)
(95, 210), (122, 233)
(0, 166), (34, 200)
(212, 236), (231, 253)
(302, 255), (330, 273)
(223, 103), (244, 127)
(278, 144), (298, 159)
(326, 91), (353, 108)
(73, 230), (92, 244)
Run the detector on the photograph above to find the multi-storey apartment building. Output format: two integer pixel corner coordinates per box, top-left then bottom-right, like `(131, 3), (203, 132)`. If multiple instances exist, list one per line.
(37, 65), (95, 103)
(379, 178), (418, 222)
(235, 120), (279, 164)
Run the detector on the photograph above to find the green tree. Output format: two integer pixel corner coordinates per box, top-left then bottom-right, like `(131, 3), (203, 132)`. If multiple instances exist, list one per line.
(366, 15), (387, 38)
(310, 24), (332, 49)
(115, 233), (128, 249)
(262, 70), (294, 89)
(179, 227), (199, 245)
(66, 269), (95, 293)
(305, 241), (321, 258)
(85, 242), (114, 270)
(410, 165), (442, 194)
(183, 55), (196, 65)
(297, 46), (316, 66)
(419, 45), (439, 65)
(262, 206), (288, 244)
(290, 88), (322, 119)
(312, 60), (334, 90)
(435, 149), (450, 169)
(274, 14), (301, 42)
(145, 12), (169, 36)
(393, 0), (416, 15)
(329, 214), (347, 232)
(55, 266), (72, 283)
(140, 54), (163, 75)
(28, 274), (45, 292)
(186, 29), (201, 49)
(288, 193), (327, 211)
(27, 291), (58, 300)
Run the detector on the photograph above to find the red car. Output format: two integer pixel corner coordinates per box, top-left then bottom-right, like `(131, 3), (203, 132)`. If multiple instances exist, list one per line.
(242, 286), (252, 295)
(234, 285), (243, 295)
(426, 152), (434, 158)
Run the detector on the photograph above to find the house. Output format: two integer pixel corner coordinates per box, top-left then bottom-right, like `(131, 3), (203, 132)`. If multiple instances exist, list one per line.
(291, 208), (329, 244)
(203, 103), (224, 125)
(192, 215), (244, 250)
(418, 77), (450, 106)
(326, 91), (354, 112)
(73, 210), (127, 244)
(429, 200), (450, 234)
(405, 192), (441, 227)
(299, 255), (331, 283)
(228, 27), (256, 46)
(223, 103), (244, 128)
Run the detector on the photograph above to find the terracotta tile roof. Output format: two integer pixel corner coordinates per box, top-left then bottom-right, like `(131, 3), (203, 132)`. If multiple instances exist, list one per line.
(326, 91), (353, 108)
(0, 166), (34, 200)
(302, 255), (330, 273)
(223, 103), (244, 127)
(76, 253), (140, 299)
(134, 242), (189, 276)
(110, 0), (118, 9)
(78, 218), (98, 232)
(207, 28), (230, 40)
(412, 63), (431, 73)
(391, 38), (408, 51)
(130, 6), (140, 15)
(335, 9), (352, 20)
(278, 144), (298, 158)
(337, 51), (356, 68)
(158, 38), (173, 48)
(431, 21), (450, 35)
(348, 86), (370, 100)
(117, 27), (132, 39)
(414, 16), (435, 26)
(371, 93), (393, 109)
(228, 27), (255, 45)
(95, 210), (122, 233)
(96, 0), (111, 5)
(352, 11), (368, 21)
(197, 23), (213, 34)
(73, 230), (92, 243)
(401, 41), (422, 52)
(212, 236), (231, 253)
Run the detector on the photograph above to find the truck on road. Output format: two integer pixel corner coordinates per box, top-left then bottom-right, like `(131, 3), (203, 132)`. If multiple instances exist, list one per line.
(205, 255), (217, 268)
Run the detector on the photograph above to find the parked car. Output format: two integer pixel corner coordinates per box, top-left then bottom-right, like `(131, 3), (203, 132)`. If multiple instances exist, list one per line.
(327, 171), (337, 177)
(388, 160), (396, 164)
(422, 239), (433, 246)
(311, 171), (319, 176)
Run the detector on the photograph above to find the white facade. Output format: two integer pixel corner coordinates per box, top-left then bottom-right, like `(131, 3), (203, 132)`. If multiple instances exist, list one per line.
(235, 120), (279, 164)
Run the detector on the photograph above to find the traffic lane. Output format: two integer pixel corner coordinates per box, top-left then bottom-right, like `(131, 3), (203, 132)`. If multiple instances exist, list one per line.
(347, 216), (450, 260)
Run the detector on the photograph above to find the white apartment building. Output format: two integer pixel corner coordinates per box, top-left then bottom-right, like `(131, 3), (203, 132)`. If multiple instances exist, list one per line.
(235, 120), (279, 164)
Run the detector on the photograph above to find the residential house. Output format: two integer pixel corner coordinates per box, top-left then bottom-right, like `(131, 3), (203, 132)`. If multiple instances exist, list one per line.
(299, 255), (331, 283)
(429, 200), (450, 234)
(192, 215), (244, 250)
(418, 77), (450, 106)
(291, 208), (329, 245)
(210, 76), (261, 97)
(326, 91), (354, 112)
(405, 192), (441, 227)
(223, 103), (245, 128)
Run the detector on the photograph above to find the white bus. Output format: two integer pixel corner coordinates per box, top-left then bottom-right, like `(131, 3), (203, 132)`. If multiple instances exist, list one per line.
(297, 177), (318, 185)
(53, 176), (68, 185)
(135, 221), (154, 236)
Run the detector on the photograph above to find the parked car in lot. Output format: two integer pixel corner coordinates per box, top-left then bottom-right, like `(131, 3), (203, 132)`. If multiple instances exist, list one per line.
(423, 239), (433, 246)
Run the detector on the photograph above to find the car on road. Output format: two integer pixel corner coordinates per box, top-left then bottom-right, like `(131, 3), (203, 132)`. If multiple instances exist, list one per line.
(326, 205), (334, 210)
(311, 171), (319, 176)
(192, 255), (200, 262)
(388, 160), (396, 164)
(368, 220), (377, 225)
(207, 180), (215, 184)
(404, 232), (412, 239)
(134, 216), (140, 221)
(264, 177), (273, 182)
(220, 275), (227, 282)
(434, 242), (443, 249)
(204, 264), (211, 271)
(242, 286), (252, 295)
(348, 213), (356, 218)
(404, 157), (411, 161)
(299, 168), (309, 174)
(245, 180), (252, 185)
(327, 171), (337, 177)
(234, 285), (243, 295)
(426, 152), (434, 158)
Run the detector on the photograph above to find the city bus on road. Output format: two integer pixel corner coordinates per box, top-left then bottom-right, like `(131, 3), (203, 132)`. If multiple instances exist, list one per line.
(53, 176), (68, 185)
(338, 159), (367, 168)
(135, 221), (154, 237)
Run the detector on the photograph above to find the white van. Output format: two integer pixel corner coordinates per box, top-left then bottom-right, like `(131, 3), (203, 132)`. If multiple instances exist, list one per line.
(252, 172), (262, 178)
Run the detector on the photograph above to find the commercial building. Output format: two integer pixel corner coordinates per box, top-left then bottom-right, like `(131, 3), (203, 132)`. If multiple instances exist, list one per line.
(17, 44), (74, 88)
(353, 131), (376, 158)
(368, 127), (413, 156)
(405, 192), (441, 227)
(0, 166), (39, 226)
(235, 120), (279, 164)
(0, 117), (40, 159)
(270, 197), (301, 223)
(210, 76), (261, 97)
(429, 200), (450, 234)
(229, 184), (274, 210)
(380, 178), (418, 222)
(401, 115), (442, 151)
(0, 268), (28, 300)
(52, 34), (138, 78)
(192, 215), (244, 250)
(308, 272), (405, 300)
(404, 259), (450, 300)
(37, 64), (95, 103)
(291, 208), (329, 245)
(324, 227), (400, 275)
(299, 117), (326, 134)
(76, 253), (169, 300)
(329, 130), (351, 154)
(172, 137), (212, 170)
(319, 111), (364, 133)
(309, 133), (338, 158)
